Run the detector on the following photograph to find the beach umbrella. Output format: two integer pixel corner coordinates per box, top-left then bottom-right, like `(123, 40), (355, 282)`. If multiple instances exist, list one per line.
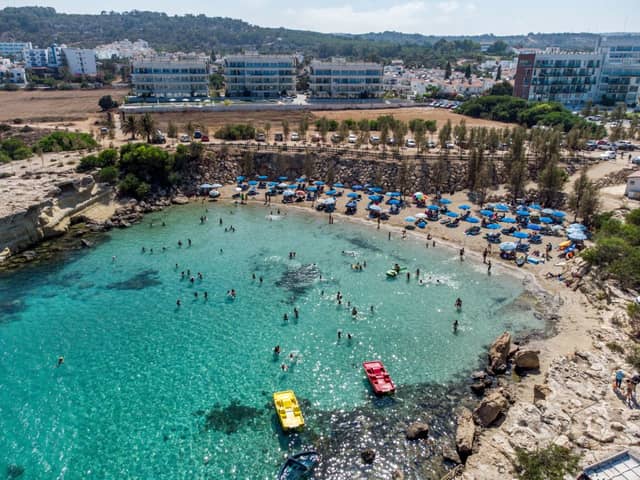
(306, 186), (318, 192)
(346, 201), (357, 208)
(568, 231), (587, 241)
(386, 191), (402, 197)
(314, 180), (325, 186)
(486, 223), (501, 229)
(369, 194), (383, 202)
(540, 217), (554, 224)
(414, 191), (424, 198)
(500, 242), (517, 251)
(286, 184), (297, 189)
(389, 199), (401, 205)
(465, 216), (480, 224)
(267, 181), (278, 187)
(513, 231), (529, 239)
(405, 216), (416, 223)
(325, 189), (338, 196)
(199, 183), (213, 189)
(568, 223), (587, 231)
(458, 204), (471, 210)
(278, 176), (288, 181)
(529, 203), (542, 210)
(347, 192), (359, 198)
(501, 217), (517, 224)
(211, 183), (223, 188)
(427, 205), (440, 211)
(369, 186), (383, 193)
(296, 190), (305, 197)
(248, 180), (258, 186)
(480, 209), (494, 216)
(277, 182), (288, 188)
(324, 197), (336, 205)
(283, 190), (295, 197)
(296, 177), (306, 183)
(235, 187), (242, 192)
(439, 198), (452, 204)
(333, 183), (344, 188)
(516, 210), (530, 216)
(352, 185), (363, 190)
(415, 213), (428, 219)
(236, 176), (245, 182)
(552, 210), (566, 218)
(369, 205), (382, 212)
(542, 208), (554, 215)
(527, 223), (542, 231)
(446, 211), (459, 218)
(494, 204), (509, 212)
(257, 175), (268, 180)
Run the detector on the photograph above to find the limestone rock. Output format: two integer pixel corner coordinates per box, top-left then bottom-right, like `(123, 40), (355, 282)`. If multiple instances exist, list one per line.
(361, 448), (376, 464)
(171, 195), (189, 205)
(488, 332), (511, 374)
(533, 384), (551, 404)
(514, 350), (540, 370)
(21, 250), (37, 261)
(406, 422), (430, 440)
(473, 390), (509, 428)
(456, 407), (476, 458)
(442, 443), (462, 464)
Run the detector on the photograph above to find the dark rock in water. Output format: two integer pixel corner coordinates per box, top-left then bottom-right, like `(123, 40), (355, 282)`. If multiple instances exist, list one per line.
(361, 449), (376, 464)
(106, 269), (161, 290)
(80, 239), (93, 248)
(406, 422), (430, 440)
(200, 400), (264, 434)
(442, 443), (461, 464)
(343, 235), (382, 253)
(6, 464), (25, 479)
(470, 382), (488, 395)
(0, 299), (25, 318)
(470, 371), (487, 381)
(275, 263), (321, 296)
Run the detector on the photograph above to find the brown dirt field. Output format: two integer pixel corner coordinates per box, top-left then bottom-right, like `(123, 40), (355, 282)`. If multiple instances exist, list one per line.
(0, 88), (126, 122)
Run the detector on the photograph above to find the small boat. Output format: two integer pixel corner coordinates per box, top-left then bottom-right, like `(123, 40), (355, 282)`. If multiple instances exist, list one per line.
(273, 390), (304, 432)
(363, 360), (396, 395)
(277, 450), (320, 480)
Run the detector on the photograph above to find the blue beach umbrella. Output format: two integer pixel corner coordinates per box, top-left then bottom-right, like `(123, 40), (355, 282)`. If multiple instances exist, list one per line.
(513, 231), (529, 239)
(283, 190), (295, 197)
(325, 189), (338, 196)
(542, 208), (554, 215)
(333, 183), (344, 188)
(427, 205), (440, 211)
(286, 184), (297, 189)
(527, 223), (542, 231)
(553, 210), (567, 218)
(405, 216), (416, 223)
(306, 186), (318, 192)
(439, 198), (452, 204)
(500, 242), (517, 251)
(568, 231), (587, 241)
(352, 185), (363, 190)
(248, 180), (258, 186)
(267, 181), (278, 187)
(314, 180), (325, 186)
(480, 209), (494, 217)
(516, 210), (530, 216)
(369, 205), (382, 212)
(502, 217), (517, 224)
(386, 191), (401, 197)
(465, 216), (480, 223)
(529, 203), (542, 210)
(486, 223), (501, 230)
(368, 194), (383, 202)
(389, 199), (401, 205)
(278, 176), (288, 181)
(296, 177), (306, 183)
(236, 176), (245, 182)
(568, 223), (587, 231)
(446, 211), (459, 218)
(369, 186), (383, 193)
(257, 175), (268, 180)
(540, 217), (554, 224)
(494, 204), (509, 212)
(458, 204), (471, 210)
(347, 192), (359, 199)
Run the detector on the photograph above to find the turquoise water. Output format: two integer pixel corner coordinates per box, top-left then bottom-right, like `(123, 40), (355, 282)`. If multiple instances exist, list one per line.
(0, 203), (541, 479)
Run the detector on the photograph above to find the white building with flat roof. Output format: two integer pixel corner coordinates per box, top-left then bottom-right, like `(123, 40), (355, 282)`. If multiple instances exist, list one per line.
(0, 58), (27, 86)
(309, 58), (383, 100)
(0, 42), (32, 60)
(131, 57), (209, 99)
(223, 54), (296, 98)
(62, 48), (97, 76)
(23, 44), (63, 70)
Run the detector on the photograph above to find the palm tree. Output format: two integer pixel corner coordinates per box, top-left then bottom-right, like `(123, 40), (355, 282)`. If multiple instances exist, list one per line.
(122, 116), (139, 140)
(140, 113), (155, 143)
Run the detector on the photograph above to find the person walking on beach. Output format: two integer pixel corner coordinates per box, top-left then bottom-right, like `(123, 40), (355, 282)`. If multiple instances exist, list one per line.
(615, 369), (625, 390)
(459, 247), (465, 261)
(625, 379), (634, 407)
(482, 248), (488, 264)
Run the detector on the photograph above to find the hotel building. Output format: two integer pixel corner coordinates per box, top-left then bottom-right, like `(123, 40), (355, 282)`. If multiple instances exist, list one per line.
(223, 54), (296, 98)
(131, 57), (209, 99)
(309, 58), (383, 99)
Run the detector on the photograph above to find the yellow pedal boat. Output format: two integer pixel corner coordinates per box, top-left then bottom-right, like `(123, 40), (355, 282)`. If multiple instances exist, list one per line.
(273, 390), (304, 431)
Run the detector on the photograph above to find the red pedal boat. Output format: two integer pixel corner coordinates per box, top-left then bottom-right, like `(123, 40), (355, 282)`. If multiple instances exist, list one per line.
(363, 360), (396, 395)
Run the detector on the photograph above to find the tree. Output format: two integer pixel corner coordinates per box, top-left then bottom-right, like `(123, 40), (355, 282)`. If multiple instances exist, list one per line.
(453, 119), (467, 149)
(464, 64), (472, 80)
(122, 116), (139, 140)
(185, 121), (195, 137)
(581, 100), (593, 118)
(167, 121), (178, 139)
(495, 64), (502, 81)
(515, 445), (580, 480)
(444, 61), (452, 80)
(488, 81), (513, 96)
(264, 122), (271, 142)
(98, 95), (118, 111)
(537, 158), (567, 208)
(140, 113), (155, 143)
(282, 120), (290, 140)
(439, 119), (452, 149)
(298, 115), (309, 140)
(506, 127), (528, 203)
(568, 168), (599, 225)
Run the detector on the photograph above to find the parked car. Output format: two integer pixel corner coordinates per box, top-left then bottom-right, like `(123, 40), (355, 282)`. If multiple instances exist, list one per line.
(151, 130), (166, 144)
(387, 137), (396, 146)
(369, 135), (380, 145)
(597, 143), (612, 151)
(99, 127), (109, 134)
(201, 135), (209, 142)
(600, 150), (617, 160)
(193, 130), (202, 139)
(290, 132), (300, 141)
(632, 156), (640, 165)
(331, 133), (342, 143)
(274, 133), (284, 142)
(405, 139), (416, 148)
(311, 133), (321, 143)
(426, 140), (436, 148)
(256, 132), (266, 142)
(348, 133), (357, 143)
(179, 134), (190, 143)
(445, 142), (455, 149)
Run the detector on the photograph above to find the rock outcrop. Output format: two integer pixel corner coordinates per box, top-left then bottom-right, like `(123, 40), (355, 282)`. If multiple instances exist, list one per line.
(488, 332), (511, 374)
(514, 349), (540, 370)
(473, 389), (510, 428)
(455, 407), (476, 459)
(406, 422), (430, 440)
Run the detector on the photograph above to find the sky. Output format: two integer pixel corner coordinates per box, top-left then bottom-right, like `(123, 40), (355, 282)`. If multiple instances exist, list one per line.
(3, 0), (640, 36)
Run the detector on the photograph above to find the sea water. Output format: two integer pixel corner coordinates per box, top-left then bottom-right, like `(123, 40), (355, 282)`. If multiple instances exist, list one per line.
(0, 203), (541, 479)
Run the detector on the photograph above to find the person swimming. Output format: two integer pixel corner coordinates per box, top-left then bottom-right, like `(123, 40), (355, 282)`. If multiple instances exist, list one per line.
(274, 345), (281, 355)
(176, 299), (181, 307)
(351, 307), (357, 317)
(453, 319), (459, 333)
(455, 298), (462, 310)
(56, 356), (64, 367)
(283, 313), (289, 322)
(293, 308), (299, 319)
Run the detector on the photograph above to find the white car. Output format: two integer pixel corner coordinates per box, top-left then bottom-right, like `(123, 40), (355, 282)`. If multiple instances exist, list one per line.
(179, 134), (190, 143)
(348, 134), (357, 143)
(600, 150), (617, 160)
(369, 135), (380, 145)
(405, 139), (416, 148)
(290, 132), (300, 141)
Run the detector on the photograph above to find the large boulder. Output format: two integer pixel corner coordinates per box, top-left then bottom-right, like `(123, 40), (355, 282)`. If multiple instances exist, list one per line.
(406, 422), (430, 440)
(488, 332), (511, 374)
(171, 195), (190, 205)
(473, 390), (509, 428)
(361, 449), (376, 464)
(533, 384), (551, 404)
(455, 407), (476, 459)
(514, 349), (540, 370)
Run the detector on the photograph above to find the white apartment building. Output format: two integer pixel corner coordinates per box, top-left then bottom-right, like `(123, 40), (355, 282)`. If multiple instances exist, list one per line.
(62, 48), (97, 76)
(598, 35), (640, 106)
(309, 58), (383, 100)
(0, 58), (27, 85)
(0, 42), (32, 60)
(223, 54), (296, 98)
(131, 57), (209, 99)
(23, 44), (63, 70)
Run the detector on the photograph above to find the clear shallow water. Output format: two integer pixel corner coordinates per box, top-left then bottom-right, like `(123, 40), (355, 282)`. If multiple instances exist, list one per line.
(0, 203), (541, 479)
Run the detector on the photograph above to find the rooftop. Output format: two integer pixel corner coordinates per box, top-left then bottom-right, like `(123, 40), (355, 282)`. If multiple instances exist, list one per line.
(580, 450), (640, 480)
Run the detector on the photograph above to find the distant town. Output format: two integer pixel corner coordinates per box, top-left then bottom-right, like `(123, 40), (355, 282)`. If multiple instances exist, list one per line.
(1, 33), (639, 109)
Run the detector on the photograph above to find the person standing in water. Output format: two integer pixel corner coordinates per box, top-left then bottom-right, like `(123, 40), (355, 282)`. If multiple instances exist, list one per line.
(293, 308), (299, 319)
(455, 298), (462, 310)
(453, 319), (459, 334)
(56, 356), (64, 367)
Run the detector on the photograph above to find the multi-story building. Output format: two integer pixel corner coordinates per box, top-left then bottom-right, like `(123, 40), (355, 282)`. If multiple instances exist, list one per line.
(223, 54), (295, 98)
(23, 44), (63, 70)
(62, 48), (97, 76)
(597, 35), (640, 106)
(0, 42), (32, 60)
(0, 58), (27, 85)
(309, 58), (383, 100)
(514, 35), (640, 107)
(131, 57), (209, 99)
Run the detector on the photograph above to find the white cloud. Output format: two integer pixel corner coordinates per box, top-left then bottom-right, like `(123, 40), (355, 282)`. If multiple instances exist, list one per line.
(437, 1), (460, 14)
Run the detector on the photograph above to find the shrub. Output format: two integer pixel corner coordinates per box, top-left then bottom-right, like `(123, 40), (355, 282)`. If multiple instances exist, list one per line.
(118, 173), (141, 197)
(76, 155), (99, 172)
(98, 166), (118, 184)
(214, 123), (256, 141)
(514, 445), (581, 480)
(606, 342), (625, 354)
(1, 137), (32, 160)
(98, 95), (118, 110)
(627, 345), (640, 370)
(0, 123), (11, 132)
(37, 131), (98, 152)
(135, 181), (150, 199)
(0, 151), (11, 163)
